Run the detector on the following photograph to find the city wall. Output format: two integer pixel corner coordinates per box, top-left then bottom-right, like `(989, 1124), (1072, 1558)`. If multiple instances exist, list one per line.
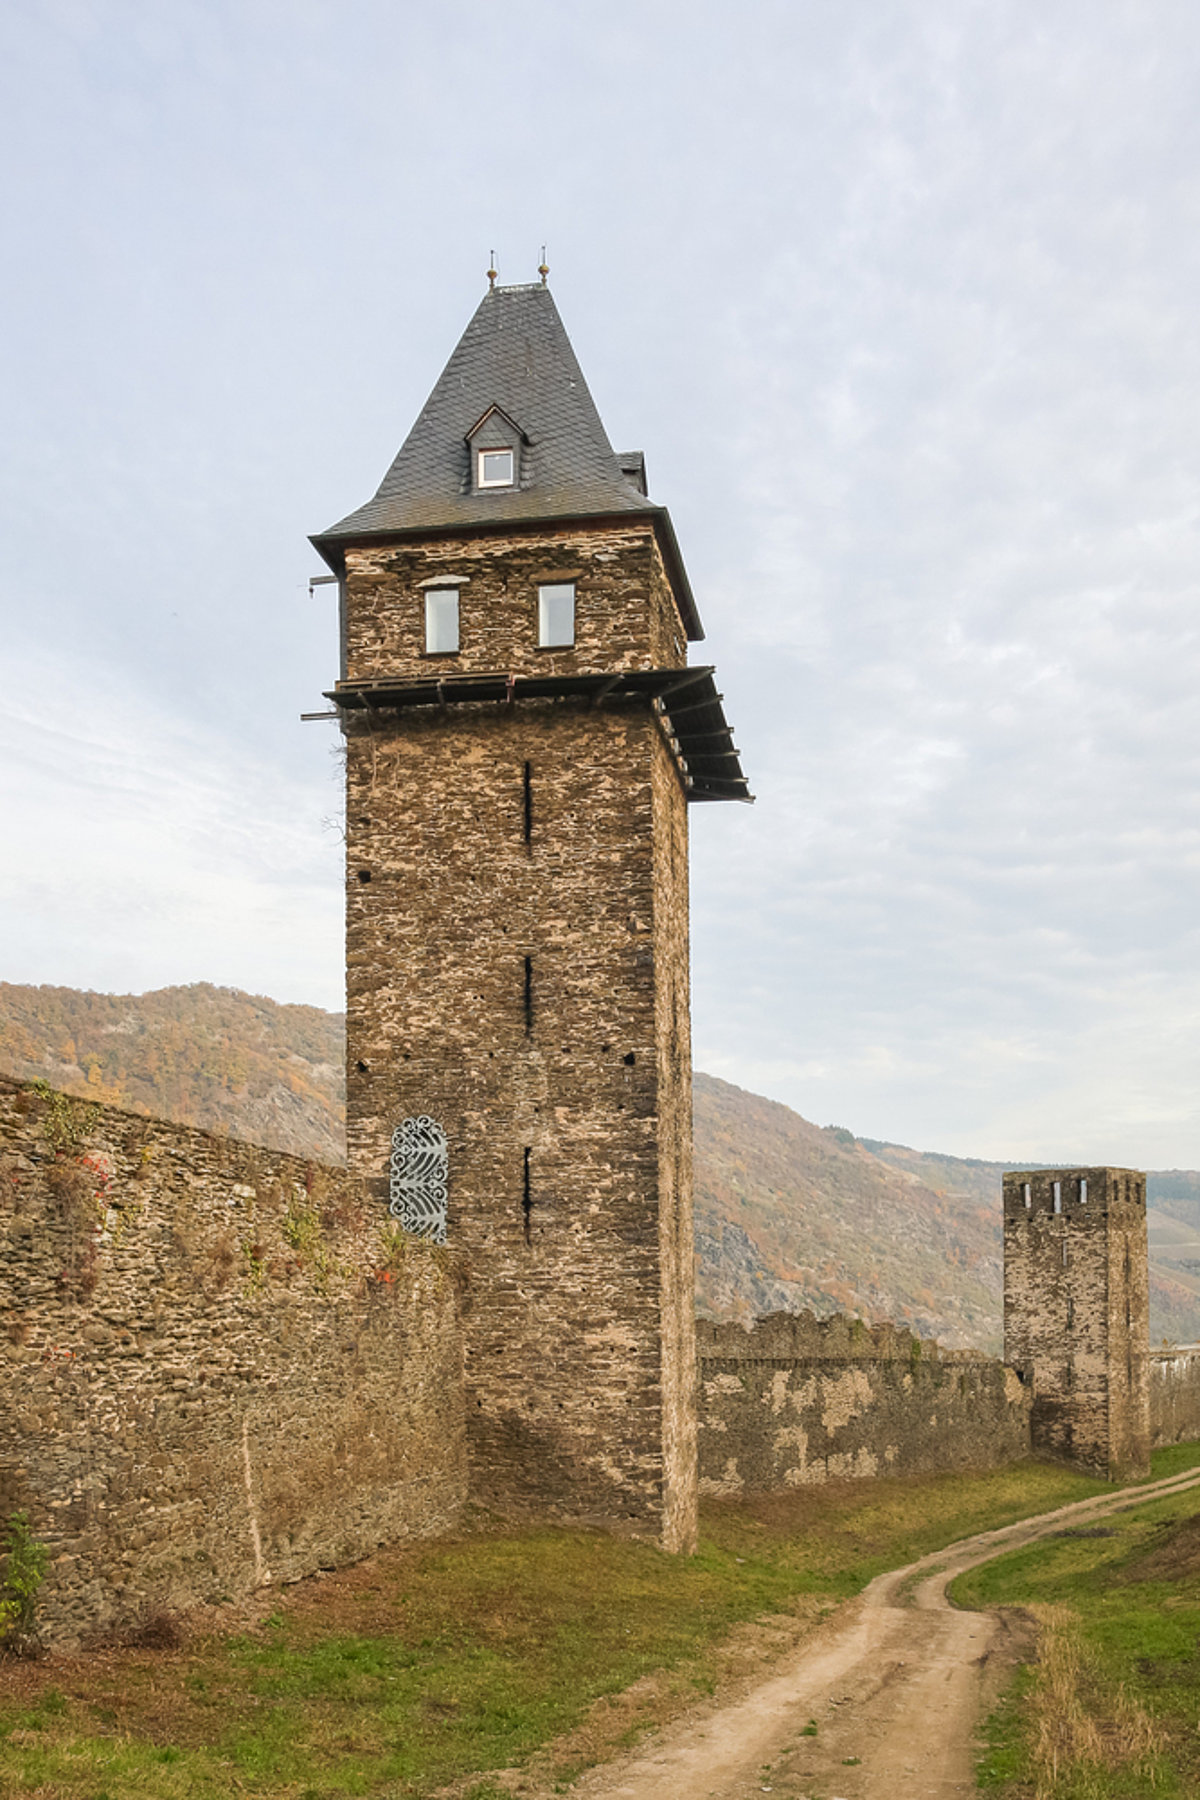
(5, 1074), (1199, 1646)
(696, 1313), (1033, 1493)
(0, 1079), (465, 1648)
(1150, 1346), (1200, 1448)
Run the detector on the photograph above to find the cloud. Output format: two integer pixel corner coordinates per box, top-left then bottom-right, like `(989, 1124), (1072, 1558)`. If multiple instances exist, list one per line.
(0, 649), (344, 1009)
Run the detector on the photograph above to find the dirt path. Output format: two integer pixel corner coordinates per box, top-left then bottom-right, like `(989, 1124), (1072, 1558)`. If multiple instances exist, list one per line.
(575, 1465), (1200, 1800)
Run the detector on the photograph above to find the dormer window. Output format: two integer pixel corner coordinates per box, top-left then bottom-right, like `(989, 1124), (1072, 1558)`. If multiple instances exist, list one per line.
(466, 404), (525, 494)
(477, 447), (515, 488)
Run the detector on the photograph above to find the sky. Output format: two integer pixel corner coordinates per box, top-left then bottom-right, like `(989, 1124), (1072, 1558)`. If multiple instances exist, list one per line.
(2, 0), (1200, 1165)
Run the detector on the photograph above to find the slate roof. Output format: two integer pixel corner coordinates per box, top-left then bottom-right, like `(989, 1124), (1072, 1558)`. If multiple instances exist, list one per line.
(312, 283), (703, 640)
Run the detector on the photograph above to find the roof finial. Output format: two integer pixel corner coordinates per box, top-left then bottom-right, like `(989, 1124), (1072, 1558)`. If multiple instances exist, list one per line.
(538, 245), (549, 286)
(487, 252), (498, 291)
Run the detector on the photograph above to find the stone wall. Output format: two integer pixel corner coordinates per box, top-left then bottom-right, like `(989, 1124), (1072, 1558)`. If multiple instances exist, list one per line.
(0, 1078), (465, 1647)
(696, 1313), (1033, 1494)
(1150, 1346), (1200, 1448)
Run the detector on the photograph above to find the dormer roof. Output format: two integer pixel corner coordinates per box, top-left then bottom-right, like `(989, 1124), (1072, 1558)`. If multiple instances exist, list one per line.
(312, 283), (703, 640)
(465, 402), (528, 446)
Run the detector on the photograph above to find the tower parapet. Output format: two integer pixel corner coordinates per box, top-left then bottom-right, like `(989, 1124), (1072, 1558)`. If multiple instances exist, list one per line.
(1003, 1167), (1149, 1479)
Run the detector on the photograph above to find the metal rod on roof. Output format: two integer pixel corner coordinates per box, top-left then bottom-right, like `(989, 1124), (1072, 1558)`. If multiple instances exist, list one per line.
(657, 666), (716, 699)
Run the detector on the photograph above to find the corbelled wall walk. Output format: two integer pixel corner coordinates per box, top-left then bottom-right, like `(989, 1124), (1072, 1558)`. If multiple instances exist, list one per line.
(697, 1313), (1033, 1493)
(0, 1079), (465, 1647)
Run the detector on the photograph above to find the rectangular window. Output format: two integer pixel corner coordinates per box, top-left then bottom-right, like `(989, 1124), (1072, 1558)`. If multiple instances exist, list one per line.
(1079, 1177), (1088, 1204)
(1023, 1182), (1032, 1210)
(538, 582), (575, 648)
(1053, 1180), (1062, 1214)
(478, 448), (514, 487)
(425, 588), (459, 654)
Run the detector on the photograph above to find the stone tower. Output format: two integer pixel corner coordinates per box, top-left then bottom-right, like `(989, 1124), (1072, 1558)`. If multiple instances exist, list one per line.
(311, 281), (749, 1551)
(1003, 1167), (1150, 1479)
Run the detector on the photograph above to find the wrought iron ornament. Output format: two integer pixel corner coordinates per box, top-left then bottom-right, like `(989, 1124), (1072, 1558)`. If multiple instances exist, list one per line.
(389, 1116), (448, 1243)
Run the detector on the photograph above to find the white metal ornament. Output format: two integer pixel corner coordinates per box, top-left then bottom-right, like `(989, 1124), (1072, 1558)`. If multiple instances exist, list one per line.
(389, 1116), (448, 1243)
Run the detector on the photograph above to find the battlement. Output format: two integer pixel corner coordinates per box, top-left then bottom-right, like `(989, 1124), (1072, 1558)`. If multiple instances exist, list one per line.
(1003, 1167), (1146, 1218)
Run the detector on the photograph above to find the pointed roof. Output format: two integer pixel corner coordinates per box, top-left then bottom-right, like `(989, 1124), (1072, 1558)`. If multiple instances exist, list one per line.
(312, 283), (703, 639)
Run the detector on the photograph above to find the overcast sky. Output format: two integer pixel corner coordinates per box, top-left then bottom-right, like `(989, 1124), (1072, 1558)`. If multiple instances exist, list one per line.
(3, 0), (1199, 1166)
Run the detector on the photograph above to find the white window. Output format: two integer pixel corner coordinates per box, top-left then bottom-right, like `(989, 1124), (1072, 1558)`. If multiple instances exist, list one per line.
(1079, 1177), (1088, 1205)
(1053, 1180), (1062, 1214)
(425, 588), (459, 654)
(1023, 1182), (1032, 1210)
(538, 582), (575, 648)
(478, 447), (515, 488)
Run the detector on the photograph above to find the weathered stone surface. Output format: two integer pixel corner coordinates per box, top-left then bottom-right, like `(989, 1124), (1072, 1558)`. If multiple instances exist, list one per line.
(696, 1313), (1032, 1492)
(1150, 1346), (1200, 1447)
(0, 1078), (465, 1647)
(340, 523), (698, 1550)
(1003, 1168), (1150, 1479)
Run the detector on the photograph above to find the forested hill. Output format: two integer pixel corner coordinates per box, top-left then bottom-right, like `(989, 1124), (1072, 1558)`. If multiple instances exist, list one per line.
(694, 1073), (1200, 1351)
(0, 982), (344, 1162)
(3, 982), (1198, 1349)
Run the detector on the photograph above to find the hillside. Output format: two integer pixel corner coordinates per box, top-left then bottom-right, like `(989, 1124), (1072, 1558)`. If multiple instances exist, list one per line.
(0, 982), (344, 1162)
(3, 981), (1198, 1347)
(693, 1073), (1002, 1349)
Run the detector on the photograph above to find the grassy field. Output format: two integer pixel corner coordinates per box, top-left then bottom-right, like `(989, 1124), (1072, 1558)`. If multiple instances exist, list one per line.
(953, 1443), (1200, 1799)
(0, 1458), (1153, 1800)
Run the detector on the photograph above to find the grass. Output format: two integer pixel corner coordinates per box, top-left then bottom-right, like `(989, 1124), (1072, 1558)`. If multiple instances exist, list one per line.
(953, 1443), (1200, 1799)
(0, 1456), (1154, 1800)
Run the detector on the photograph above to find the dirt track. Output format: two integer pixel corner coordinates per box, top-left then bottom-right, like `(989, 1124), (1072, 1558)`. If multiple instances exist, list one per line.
(576, 1465), (1200, 1800)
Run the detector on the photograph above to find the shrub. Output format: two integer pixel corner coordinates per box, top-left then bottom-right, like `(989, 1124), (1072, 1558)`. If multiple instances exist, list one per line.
(0, 1511), (49, 1655)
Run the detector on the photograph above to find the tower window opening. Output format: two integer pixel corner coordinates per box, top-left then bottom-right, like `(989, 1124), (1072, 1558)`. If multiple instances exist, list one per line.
(1062, 1238), (1068, 1267)
(522, 1146), (532, 1244)
(425, 588), (460, 654)
(1067, 1297), (1074, 1328)
(538, 582), (575, 648)
(524, 956), (533, 1035)
(478, 447), (515, 487)
(1023, 1182), (1032, 1210)
(523, 761), (533, 847)
(1079, 1177), (1088, 1204)
(1053, 1180), (1062, 1214)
